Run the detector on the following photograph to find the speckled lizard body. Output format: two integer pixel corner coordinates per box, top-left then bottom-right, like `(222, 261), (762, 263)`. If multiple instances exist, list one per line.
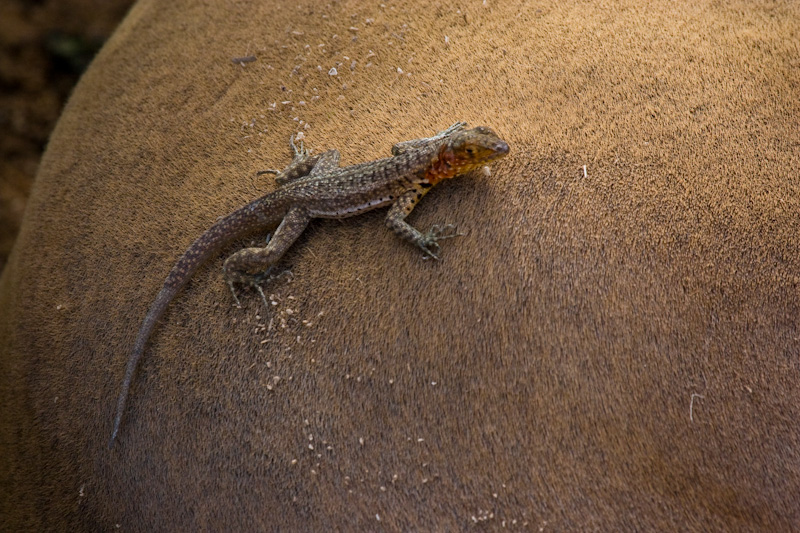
(110, 123), (509, 446)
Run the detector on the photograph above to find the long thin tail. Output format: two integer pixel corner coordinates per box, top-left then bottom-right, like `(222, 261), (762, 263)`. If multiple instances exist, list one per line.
(109, 199), (283, 447)
(109, 282), (178, 447)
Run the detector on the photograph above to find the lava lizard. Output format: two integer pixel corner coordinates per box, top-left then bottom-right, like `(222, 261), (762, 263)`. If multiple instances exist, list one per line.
(110, 122), (509, 446)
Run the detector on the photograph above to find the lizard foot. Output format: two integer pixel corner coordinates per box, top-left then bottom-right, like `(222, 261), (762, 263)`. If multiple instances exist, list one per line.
(225, 267), (296, 308)
(260, 134), (314, 184)
(269, 134), (314, 185)
(438, 122), (468, 137)
(420, 224), (464, 260)
(224, 265), (273, 307)
(249, 269), (294, 308)
(290, 134), (310, 158)
(259, 132), (310, 179)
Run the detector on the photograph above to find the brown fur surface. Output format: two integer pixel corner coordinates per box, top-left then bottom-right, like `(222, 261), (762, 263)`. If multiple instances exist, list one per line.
(1, 0), (798, 530)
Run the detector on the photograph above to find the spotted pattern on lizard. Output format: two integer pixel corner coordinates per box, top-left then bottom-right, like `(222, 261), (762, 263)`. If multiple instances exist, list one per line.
(110, 123), (509, 446)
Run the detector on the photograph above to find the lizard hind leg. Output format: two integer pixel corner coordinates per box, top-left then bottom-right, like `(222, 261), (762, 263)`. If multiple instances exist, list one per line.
(258, 132), (324, 185)
(257, 134), (306, 178)
(269, 132), (341, 184)
(225, 232), (276, 308)
(222, 207), (310, 305)
(274, 148), (340, 185)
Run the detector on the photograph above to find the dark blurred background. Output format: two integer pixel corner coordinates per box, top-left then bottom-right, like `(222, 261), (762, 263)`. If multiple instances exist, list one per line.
(0, 0), (135, 271)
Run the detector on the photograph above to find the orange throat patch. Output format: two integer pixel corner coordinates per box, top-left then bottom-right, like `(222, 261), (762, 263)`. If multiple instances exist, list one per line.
(424, 146), (457, 185)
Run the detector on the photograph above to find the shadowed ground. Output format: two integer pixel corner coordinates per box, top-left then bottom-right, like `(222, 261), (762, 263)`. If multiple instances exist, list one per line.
(1, 0), (798, 530)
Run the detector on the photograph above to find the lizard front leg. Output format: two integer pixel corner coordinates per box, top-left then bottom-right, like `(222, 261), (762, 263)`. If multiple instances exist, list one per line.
(391, 122), (468, 156)
(385, 186), (462, 259)
(223, 207), (311, 305)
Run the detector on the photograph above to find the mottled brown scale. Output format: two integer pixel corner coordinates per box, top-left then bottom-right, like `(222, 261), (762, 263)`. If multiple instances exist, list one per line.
(110, 123), (509, 446)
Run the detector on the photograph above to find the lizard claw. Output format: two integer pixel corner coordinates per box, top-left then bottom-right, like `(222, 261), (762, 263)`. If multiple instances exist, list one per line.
(429, 223), (463, 240)
(250, 269), (294, 308)
(254, 284), (269, 308)
(290, 134), (310, 158)
(439, 122), (468, 137)
(224, 264), (272, 307)
(421, 241), (441, 260)
(420, 224), (463, 260)
(227, 281), (242, 308)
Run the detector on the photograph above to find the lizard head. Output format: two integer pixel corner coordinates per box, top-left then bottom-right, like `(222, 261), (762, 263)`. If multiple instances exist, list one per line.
(426, 126), (509, 184)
